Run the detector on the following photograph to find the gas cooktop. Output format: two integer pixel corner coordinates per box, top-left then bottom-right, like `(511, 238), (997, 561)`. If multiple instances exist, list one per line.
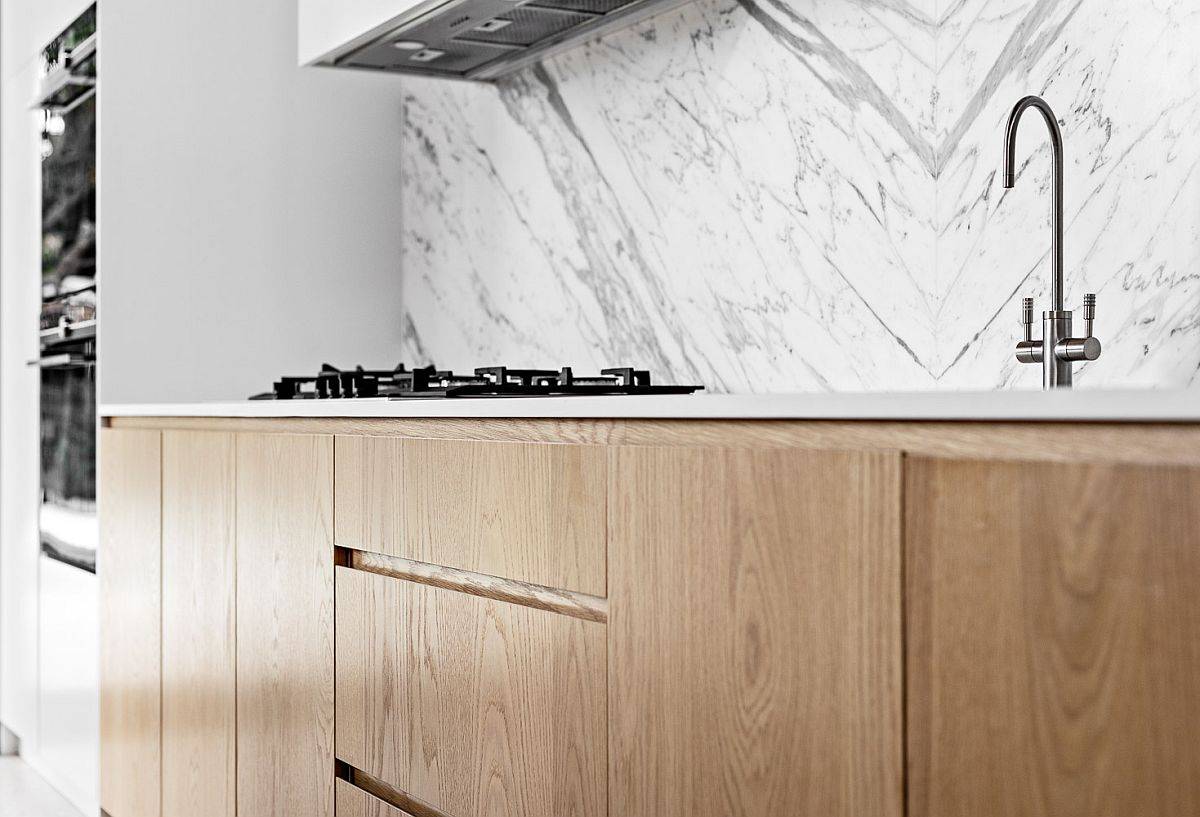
(250, 364), (703, 400)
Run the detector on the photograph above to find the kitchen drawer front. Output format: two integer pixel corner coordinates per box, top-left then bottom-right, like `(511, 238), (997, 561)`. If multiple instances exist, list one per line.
(335, 779), (414, 817)
(335, 566), (607, 817)
(335, 436), (606, 595)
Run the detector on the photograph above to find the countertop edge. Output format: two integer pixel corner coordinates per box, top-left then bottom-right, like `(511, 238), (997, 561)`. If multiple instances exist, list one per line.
(99, 390), (1200, 422)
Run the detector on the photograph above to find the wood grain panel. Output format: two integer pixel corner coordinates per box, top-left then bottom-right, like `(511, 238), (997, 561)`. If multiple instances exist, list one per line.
(99, 428), (162, 817)
(236, 433), (334, 817)
(335, 436), (606, 594)
(335, 566), (606, 817)
(161, 432), (236, 817)
(335, 779), (417, 817)
(110, 415), (1200, 468)
(608, 445), (903, 817)
(906, 457), (1200, 817)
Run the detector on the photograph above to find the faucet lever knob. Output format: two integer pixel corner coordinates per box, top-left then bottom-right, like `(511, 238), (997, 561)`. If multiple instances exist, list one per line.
(1083, 293), (1096, 338)
(1016, 296), (1042, 362)
(1021, 297), (1035, 341)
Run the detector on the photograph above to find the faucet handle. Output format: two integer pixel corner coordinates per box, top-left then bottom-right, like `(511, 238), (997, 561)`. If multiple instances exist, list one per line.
(1015, 297), (1042, 363)
(1056, 293), (1101, 362)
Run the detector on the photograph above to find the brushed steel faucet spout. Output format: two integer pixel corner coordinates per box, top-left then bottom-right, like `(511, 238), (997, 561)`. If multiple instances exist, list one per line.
(1001, 95), (1101, 389)
(1003, 95), (1065, 311)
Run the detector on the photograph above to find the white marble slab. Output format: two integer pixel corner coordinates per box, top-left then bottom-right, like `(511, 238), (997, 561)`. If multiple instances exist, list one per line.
(101, 389), (1200, 421)
(392, 0), (1200, 393)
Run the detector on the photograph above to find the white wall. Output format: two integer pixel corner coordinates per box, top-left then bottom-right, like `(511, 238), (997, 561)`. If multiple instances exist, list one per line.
(99, 0), (408, 404)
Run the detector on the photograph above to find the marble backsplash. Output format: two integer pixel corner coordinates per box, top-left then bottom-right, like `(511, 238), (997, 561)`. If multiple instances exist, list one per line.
(396, 0), (1200, 392)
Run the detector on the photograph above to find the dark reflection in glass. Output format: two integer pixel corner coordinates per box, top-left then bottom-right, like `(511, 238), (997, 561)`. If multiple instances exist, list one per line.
(42, 97), (96, 297)
(41, 365), (96, 507)
(39, 4), (98, 574)
(40, 362), (97, 574)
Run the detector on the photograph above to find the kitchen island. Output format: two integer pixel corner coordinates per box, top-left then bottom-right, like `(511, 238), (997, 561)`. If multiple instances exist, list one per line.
(99, 393), (1200, 817)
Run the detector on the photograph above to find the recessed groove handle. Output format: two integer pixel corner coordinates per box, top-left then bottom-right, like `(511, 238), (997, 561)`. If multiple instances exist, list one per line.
(338, 763), (447, 817)
(338, 547), (608, 623)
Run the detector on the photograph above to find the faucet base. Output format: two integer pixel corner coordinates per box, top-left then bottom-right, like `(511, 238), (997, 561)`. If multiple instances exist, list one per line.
(1043, 311), (1073, 389)
(1014, 300), (1101, 390)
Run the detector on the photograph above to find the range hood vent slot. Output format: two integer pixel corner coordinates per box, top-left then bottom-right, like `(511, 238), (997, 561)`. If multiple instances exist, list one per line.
(345, 36), (518, 75)
(328, 0), (686, 80)
(529, 0), (639, 14)
(457, 7), (593, 47)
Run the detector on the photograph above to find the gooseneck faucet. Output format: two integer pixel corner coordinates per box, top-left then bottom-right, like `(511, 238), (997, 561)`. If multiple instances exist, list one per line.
(1002, 95), (1100, 388)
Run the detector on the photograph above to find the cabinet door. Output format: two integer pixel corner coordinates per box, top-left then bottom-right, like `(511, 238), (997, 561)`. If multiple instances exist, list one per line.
(336, 567), (606, 817)
(335, 436), (606, 595)
(608, 446), (903, 817)
(99, 428), (162, 817)
(161, 432), (236, 817)
(906, 457), (1200, 817)
(235, 433), (334, 817)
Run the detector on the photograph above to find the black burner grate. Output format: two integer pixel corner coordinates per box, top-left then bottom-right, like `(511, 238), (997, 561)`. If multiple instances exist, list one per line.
(250, 364), (703, 400)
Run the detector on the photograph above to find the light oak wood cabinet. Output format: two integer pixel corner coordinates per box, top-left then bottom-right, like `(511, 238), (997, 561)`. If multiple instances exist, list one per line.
(906, 456), (1200, 817)
(100, 430), (334, 817)
(609, 445), (903, 817)
(235, 433), (335, 817)
(100, 416), (1200, 817)
(335, 436), (607, 594)
(99, 428), (163, 817)
(161, 431), (236, 817)
(336, 566), (606, 817)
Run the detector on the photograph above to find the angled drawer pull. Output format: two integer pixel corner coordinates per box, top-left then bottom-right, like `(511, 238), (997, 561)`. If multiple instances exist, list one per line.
(336, 775), (423, 817)
(339, 547), (607, 622)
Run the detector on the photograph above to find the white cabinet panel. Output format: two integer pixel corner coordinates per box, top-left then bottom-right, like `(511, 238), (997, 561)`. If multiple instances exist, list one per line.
(38, 556), (99, 815)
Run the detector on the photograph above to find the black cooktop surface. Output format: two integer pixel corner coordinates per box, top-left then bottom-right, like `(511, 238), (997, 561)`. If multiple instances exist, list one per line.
(251, 364), (703, 400)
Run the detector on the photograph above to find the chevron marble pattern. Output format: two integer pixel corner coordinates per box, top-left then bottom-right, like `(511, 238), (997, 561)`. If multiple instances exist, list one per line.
(396, 0), (1200, 391)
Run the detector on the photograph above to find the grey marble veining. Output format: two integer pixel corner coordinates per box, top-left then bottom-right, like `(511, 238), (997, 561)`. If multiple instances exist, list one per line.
(396, 0), (1200, 392)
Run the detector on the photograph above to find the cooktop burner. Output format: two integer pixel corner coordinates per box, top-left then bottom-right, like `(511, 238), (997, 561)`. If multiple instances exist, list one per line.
(250, 364), (704, 400)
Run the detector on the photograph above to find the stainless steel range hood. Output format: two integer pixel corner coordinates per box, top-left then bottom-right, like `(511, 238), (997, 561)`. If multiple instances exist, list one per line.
(309, 0), (688, 80)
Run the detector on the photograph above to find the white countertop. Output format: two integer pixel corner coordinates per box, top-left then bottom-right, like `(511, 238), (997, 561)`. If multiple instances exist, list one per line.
(101, 389), (1199, 422)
